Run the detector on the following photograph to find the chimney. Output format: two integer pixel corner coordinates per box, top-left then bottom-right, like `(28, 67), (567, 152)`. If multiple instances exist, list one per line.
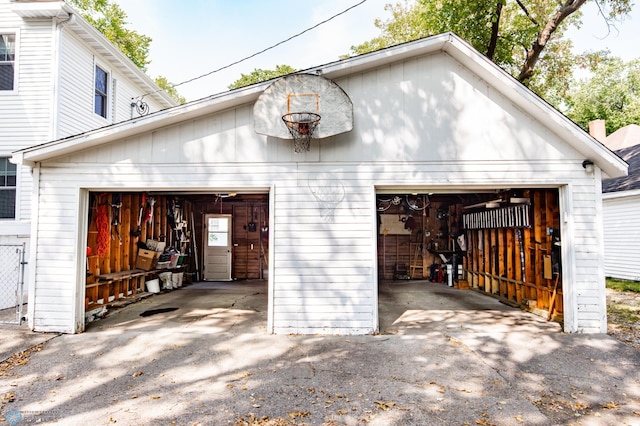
(588, 119), (606, 142)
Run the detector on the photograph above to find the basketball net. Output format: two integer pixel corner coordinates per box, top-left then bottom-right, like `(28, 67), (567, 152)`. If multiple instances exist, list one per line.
(282, 112), (321, 153)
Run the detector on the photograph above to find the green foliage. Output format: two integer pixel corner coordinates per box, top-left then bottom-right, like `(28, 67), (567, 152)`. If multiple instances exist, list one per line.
(566, 57), (640, 133)
(228, 65), (297, 90)
(68, 0), (185, 104)
(68, 0), (151, 71)
(347, 0), (632, 107)
(606, 277), (640, 293)
(154, 76), (186, 105)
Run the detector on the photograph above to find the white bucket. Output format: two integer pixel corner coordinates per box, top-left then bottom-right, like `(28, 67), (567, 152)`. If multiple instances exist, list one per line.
(146, 279), (160, 294)
(171, 272), (184, 288)
(158, 272), (173, 289)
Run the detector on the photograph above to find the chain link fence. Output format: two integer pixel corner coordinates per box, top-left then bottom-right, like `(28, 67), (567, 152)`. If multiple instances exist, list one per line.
(0, 243), (27, 324)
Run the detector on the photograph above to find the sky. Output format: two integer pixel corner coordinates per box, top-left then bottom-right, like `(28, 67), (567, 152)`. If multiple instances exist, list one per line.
(114, 0), (640, 102)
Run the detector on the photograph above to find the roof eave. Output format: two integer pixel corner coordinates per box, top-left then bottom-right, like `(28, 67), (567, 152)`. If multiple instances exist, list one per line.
(13, 83), (267, 164)
(12, 1), (176, 109)
(66, 13), (177, 109)
(12, 32), (628, 178)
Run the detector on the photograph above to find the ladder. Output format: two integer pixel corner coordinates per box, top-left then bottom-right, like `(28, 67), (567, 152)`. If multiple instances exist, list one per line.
(410, 242), (424, 278)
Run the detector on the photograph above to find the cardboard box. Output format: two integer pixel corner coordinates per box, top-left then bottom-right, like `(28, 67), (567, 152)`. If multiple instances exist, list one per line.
(136, 249), (159, 271)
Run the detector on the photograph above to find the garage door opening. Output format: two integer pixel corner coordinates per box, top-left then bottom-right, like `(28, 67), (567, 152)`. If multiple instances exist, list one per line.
(376, 188), (563, 330)
(84, 191), (269, 323)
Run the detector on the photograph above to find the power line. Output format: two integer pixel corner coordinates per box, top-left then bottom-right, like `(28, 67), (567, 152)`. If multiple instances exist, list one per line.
(145, 0), (369, 100)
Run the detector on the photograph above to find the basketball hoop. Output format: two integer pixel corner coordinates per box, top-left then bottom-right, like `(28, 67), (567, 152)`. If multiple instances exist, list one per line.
(282, 112), (321, 153)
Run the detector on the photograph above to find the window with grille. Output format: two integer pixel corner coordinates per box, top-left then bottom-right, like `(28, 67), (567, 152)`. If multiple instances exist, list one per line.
(0, 158), (16, 219)
(0, 34), (16, 91)
(94, 65), (108, 117)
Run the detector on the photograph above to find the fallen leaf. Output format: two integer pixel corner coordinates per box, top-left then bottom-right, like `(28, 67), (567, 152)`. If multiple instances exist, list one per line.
(151, 395), (161, 399)
(513, 414), (524, 422)
(374, 400), (396, 411)
(602, 401), (620, 410)
(132, 371), (143, 377)
(337, 409), (348, 415)
(288, 411), (310, 419)
(130, 395), (138, 399)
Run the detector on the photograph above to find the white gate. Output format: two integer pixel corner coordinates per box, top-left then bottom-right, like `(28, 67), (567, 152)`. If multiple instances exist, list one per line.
(0, 243), (27, 324)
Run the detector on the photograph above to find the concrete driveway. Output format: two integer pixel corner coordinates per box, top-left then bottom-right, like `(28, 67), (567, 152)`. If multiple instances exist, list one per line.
(1, 280), (639, 425)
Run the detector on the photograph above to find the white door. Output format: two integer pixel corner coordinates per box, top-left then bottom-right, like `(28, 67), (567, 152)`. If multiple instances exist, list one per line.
(203, 214), (232, 281)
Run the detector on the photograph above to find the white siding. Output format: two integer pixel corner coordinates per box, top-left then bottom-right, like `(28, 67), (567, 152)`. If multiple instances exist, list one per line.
(56, 30), (166, 138)
(31, 51), (608, 334)
(603, 193), (640, 281)
(0, 19), (53, 150)
(0, 9), (53, 229)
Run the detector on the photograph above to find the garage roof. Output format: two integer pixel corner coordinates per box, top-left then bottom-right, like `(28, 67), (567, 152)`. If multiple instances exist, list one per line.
(12, 32), (628, 178)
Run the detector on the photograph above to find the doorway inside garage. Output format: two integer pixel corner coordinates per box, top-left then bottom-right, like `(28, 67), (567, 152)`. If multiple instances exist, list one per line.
(84, 191), (269, 320)
(376, 188), (563, 328)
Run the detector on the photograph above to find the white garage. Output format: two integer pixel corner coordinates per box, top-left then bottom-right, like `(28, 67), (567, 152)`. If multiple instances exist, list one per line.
(13, 33), (626, 334)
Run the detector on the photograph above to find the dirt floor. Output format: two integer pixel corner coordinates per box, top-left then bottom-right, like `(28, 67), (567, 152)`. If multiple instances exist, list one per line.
(607, 288), (640, 350)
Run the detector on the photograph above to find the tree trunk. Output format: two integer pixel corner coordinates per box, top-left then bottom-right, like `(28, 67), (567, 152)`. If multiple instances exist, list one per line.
(487, 1), (503, 60)
(517, 0), (586, 83)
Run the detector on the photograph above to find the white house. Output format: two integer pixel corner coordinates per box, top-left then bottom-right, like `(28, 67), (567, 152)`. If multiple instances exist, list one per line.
(13, 33), (627, 335)
(0, 0), (175, 310)
(601, 126), (640, 281)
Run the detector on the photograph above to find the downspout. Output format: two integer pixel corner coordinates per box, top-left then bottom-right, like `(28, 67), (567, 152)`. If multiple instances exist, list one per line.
(26, 163), (41, 331)
(50, 13), (76, 141)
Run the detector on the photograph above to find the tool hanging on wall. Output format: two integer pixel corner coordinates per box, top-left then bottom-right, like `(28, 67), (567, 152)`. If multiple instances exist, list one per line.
(130, 194), (145, 238)
(547, 273), (560, 320)
(190, 211), (199, 281)
(516, 228), (526, 283)
(145, 196), (156, 238)
(95, 193), (110, 258)
(111, 193), (122, 244)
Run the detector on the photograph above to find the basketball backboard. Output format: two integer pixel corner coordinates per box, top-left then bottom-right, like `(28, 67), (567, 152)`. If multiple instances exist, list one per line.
(253, 73), (353, 140)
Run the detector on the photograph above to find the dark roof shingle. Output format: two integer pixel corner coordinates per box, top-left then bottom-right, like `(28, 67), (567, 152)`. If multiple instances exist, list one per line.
(602, 144), (640, 192)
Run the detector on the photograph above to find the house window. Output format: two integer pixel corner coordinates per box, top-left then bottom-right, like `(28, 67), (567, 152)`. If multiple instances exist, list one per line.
(0, 34), (16, 91)
(0, 157), (16, 219)
(94, 65), (108, 118)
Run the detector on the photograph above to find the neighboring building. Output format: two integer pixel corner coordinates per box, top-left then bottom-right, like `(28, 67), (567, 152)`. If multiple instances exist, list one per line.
(13, 33), (627, 335)
(0, 0), (175, 309)
(601, 126), (640, 281)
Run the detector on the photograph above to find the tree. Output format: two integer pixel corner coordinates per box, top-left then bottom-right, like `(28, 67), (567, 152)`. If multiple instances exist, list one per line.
(565, 57), (640, 133)
(69, 0), (185, 104)
(348, 0), (632, 105)
(155, 76), (186, 105)
(228, 65), (297, 90)
(68, 0), (151, 71)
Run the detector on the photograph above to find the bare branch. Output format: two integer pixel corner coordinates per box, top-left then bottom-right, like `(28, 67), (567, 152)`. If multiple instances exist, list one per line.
(518, 0), (587, 83)
(514, 0), (539, 26)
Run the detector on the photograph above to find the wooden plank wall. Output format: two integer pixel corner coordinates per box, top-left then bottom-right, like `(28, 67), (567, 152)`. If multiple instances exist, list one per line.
(465, 189), (562, 316)
(377, 201), (450, 279)
(86, 193), (193, 307)
(192, 197), (269, 280)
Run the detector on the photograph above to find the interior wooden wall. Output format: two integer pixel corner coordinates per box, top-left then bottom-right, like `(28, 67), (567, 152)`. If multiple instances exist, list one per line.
(377, 200), (451, 279)
(465, 189), (562, 317)
(377, 190), (563, 319)
(86, 193), (193, 307)
(192, 196), (269, 280)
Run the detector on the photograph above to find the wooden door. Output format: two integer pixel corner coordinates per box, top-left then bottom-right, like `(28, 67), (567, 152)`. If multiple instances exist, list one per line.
(203, 214), (232, 281)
